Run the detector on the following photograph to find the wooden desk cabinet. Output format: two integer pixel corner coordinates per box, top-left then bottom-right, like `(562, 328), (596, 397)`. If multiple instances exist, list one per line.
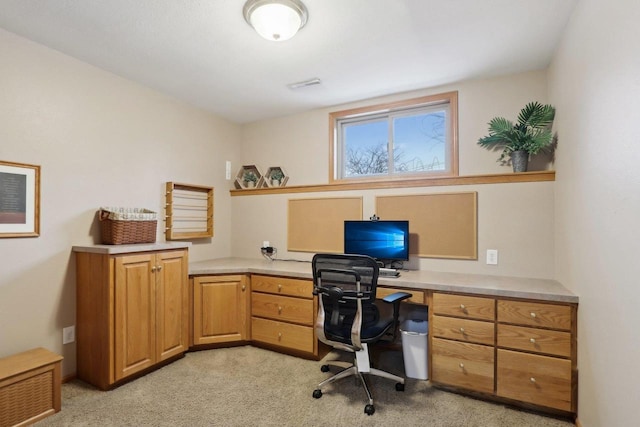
(191, 275), (250, 345)
(430, 291), (578, 414)
(431, 293), (496, 394)
(76, 249), (189, 390)
(250, 274), (319, 357)
(496, 299), (576, 412)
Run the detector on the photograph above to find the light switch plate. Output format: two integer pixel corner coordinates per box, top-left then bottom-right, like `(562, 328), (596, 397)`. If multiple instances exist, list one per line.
(63, 325), (75, 344)
(486, 249), (498, 265)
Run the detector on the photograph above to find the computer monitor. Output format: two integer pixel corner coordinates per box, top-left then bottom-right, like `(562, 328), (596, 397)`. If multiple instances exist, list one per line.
(344, 220), (409, 262)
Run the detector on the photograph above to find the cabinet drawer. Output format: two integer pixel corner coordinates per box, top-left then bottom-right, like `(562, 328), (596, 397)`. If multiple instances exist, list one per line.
(498, 324), (571, 358)
(497, 300), (572, 331)
(433, 293), (495, 321)
(251, 275), (313, 299)
(432, 315), (495, 346)
(251, 293), (314, 325)
(377, 287), (425, 304)
(497, 349), (573, 412)
(431, 337), (494, 394)
(251, 317), (315, 354)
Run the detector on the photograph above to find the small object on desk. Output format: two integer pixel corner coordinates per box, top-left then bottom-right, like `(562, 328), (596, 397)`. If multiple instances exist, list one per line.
(379, 268), (400, 277)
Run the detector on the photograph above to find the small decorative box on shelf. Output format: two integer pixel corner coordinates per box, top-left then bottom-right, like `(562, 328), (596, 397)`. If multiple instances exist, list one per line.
(263, 166), (289, 188)
(234, 165), (263, 189)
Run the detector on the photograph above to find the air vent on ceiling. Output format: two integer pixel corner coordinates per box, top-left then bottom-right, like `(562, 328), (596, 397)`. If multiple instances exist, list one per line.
(287, 78), (321, 89)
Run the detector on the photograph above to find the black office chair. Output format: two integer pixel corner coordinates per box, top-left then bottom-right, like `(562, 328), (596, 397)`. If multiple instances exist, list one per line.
(311, 253), (412, 415)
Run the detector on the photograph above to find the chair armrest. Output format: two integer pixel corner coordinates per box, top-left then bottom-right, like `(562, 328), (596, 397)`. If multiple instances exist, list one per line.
(381, 292), (412, 304)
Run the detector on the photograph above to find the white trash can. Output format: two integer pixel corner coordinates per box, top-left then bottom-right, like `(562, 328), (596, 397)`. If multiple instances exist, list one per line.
(400, 319), (428, 380)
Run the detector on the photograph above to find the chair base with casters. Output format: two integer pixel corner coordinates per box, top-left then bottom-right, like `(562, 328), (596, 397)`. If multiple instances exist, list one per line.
(312, 342), (406, 415)
(311, 253), (411, 416)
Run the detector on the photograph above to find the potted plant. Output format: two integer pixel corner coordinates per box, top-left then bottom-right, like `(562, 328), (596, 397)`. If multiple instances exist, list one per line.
(270, 169), (284, 186)
(477, 102), (556, 172)
(243, 170), (258, 188)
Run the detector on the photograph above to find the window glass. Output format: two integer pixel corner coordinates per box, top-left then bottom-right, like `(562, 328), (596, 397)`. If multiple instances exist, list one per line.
(330, 92), (457, 182)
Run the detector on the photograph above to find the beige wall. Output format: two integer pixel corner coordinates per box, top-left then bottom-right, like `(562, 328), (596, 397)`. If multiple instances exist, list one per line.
(234, 70), (555, 277)
(0, 29), (241, 376)
(548, 0), (640, 425)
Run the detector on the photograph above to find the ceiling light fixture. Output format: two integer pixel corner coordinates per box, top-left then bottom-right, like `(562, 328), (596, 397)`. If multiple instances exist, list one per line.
(243, 0), (308, 42)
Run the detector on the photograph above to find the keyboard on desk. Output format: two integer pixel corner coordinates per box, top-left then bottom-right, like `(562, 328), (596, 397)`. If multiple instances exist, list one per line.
(379, 268), (400, 277)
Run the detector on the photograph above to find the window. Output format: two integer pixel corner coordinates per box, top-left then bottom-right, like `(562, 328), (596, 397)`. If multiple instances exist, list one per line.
(330, 91), (458, 183)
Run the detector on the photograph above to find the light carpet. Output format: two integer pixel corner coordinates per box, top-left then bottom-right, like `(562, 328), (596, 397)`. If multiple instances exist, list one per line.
(37, 345), (574, 427)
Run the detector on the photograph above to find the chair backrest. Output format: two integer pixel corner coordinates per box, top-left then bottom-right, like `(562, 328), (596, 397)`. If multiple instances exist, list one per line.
(312, 253), (380, 351)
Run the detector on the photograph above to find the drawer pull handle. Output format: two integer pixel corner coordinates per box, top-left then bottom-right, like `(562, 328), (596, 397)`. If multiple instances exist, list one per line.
(460, 304), (466, 310)
(530, 338), (536, 344)
(459, 327), (465, 333)
(459, 363), (464, 369)
(530, 377), (536, 383)
(530, 312), (537, 318)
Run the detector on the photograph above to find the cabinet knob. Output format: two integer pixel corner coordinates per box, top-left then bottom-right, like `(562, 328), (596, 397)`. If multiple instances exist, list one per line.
(151, 266), (157, 272)
(278, 332), (282, 340)
(278, 284), (282, 291)
(242, 285), (246, 291)
(157, 265), (162, 271)
(530, 312), (537, 318)
(278, 306), (282, 314)
(530, 377), (536, 383)
(530, 338), (536, 344)
(459, 327), (465, 333)
(460, 304), (466, 310)
(459, 363), (464, 369)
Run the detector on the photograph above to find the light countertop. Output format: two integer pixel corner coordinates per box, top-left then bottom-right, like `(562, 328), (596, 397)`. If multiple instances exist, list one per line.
(189, 257), (578, 303)
(72, 242), (191, 254)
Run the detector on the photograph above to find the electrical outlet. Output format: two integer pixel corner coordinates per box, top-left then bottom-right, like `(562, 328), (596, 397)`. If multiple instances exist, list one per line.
(63, 326), (75, 344)
(486, 249), (498, 265)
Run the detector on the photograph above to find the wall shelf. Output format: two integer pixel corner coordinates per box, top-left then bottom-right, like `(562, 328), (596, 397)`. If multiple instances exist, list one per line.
(165, 182), (213, 240)
(234, 165), (263, 190)
(262, 166), (289, 188)
(229, 171), (555, 196)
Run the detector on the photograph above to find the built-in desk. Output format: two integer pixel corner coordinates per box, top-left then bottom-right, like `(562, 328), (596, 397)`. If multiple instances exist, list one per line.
(188, 257), (577, 303)
(189, 257), (578, 416)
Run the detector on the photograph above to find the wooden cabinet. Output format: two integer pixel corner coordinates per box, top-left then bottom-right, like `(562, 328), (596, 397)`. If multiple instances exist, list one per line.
(430, 291), (577, 414)
(431, 293), (496, 393)
(250, 275), (319, 357)
(191, 275), (250, 345)
(496, 299), (576, 412)
(76, 249), (189, 390)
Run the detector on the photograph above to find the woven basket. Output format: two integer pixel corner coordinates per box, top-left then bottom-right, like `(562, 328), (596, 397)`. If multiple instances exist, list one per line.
(99, 207), (157, 245)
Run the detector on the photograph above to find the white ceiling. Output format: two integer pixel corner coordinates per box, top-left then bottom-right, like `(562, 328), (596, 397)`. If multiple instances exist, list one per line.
(0, 0), (578, 124)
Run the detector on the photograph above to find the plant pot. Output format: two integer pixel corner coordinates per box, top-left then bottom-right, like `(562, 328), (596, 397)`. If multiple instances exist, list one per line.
(511, 150), (529, 172)
(271, 179), (281, 187)
(246, 181), (255, 188)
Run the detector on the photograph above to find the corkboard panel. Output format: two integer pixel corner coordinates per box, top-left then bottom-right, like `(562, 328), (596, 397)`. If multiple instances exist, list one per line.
(288, 197), (363, 253)
(376, 192), (477, 259)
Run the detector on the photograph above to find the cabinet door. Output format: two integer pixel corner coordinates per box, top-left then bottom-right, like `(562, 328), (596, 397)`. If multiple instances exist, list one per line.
(431, 337), (495, 394)
(114, 254), (156, 381)
(155, 250), (189, 361)
(193, 275), (249, 345)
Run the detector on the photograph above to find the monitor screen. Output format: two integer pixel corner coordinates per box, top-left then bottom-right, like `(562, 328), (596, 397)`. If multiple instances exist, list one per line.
(344, 220), (409, 261)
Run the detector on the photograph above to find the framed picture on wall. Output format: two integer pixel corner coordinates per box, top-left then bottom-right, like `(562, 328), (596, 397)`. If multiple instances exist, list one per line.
(0, 160), (40, 238)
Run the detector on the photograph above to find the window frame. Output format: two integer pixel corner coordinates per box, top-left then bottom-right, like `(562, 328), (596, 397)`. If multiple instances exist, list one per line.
(329, 91), (458, 184)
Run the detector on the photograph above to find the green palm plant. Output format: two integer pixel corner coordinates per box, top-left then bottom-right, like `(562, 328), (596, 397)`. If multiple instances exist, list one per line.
(477, 102), (556, 169)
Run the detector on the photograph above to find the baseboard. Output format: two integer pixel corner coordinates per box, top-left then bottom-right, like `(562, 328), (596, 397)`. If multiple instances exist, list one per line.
(62, 373), (77, 384)
(575, 418), (582, 427)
